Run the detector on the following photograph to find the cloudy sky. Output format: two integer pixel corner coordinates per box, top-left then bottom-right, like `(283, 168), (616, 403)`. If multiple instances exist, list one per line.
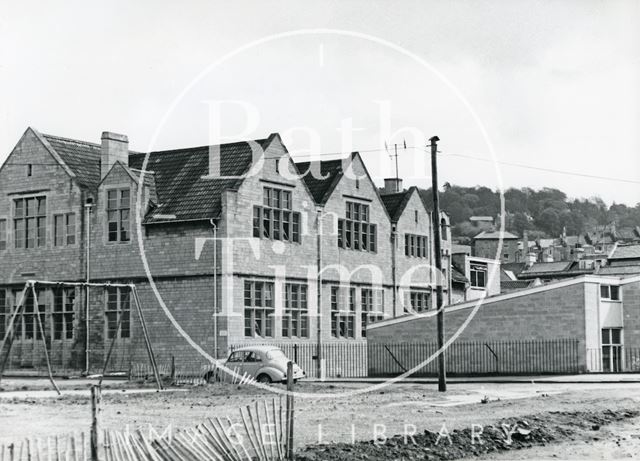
(1, 0), (638, 205)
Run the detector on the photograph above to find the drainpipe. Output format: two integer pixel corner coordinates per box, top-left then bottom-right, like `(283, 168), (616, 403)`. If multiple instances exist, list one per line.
(209, 219), (218, 359)
(84, 200), (93, 375)
(391, 224), (397, 316)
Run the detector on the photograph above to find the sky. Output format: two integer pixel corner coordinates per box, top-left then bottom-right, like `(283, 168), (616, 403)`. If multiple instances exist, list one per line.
(1, 0), (638, 205)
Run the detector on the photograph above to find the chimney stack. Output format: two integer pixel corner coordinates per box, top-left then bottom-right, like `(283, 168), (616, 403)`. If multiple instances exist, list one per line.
(384, 178), (403, 194)
(101, 131), (129, 178)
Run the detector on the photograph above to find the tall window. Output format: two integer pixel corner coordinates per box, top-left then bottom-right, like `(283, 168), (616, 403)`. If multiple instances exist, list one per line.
(361, 287), (384, 337)
(53, 288), (75, 340)
(107, 189), (130, 243)
(405, 234), (428, 258)
(600, 285), (620, 301)
(253, 187), (301, 243)
(331, 286), (355, 338)
(602, 328), (622, 373)
(337, 202), (376, 252)
(105, 288), (130, 339)
(283, 282), (308, 338)
(470, 264), (487, 288)
(14, 196), (46, 249)
(54, 213), (76, 246)
(244, 280), (274, 337)
(0, 219), (6, 250)
(14, 289), (46, 340)
(0, 289), (6, 339)
(405, 290), (431, 313)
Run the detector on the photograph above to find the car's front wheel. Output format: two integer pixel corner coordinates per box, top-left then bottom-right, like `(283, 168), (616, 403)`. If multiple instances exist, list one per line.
(256, 373), (272, 384)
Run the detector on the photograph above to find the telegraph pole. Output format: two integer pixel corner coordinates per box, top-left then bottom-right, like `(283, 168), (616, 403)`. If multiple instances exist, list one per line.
(429, 136), (447, 392)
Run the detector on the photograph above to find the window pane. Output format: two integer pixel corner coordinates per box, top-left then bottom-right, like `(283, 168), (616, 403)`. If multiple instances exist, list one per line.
(107, 191), (118, 210)
(600, 285), (609, 299)
(611, 328), (621, 344)
(610, 286), (620, 301)
(120, 189), (130, 209)
(55, 215), (64, 246)
(66, 213), (76, 245)
(292, 213), (300, 243)
(253, 206), (261, 238)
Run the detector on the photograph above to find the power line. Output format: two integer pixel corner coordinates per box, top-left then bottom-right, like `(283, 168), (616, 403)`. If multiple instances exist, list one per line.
(5, 144), (639, 185)
(441, 151), (640, 185)
(289, 146), (640, 185)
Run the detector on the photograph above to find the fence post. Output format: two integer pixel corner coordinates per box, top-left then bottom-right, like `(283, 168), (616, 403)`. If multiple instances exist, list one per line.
(170, 355), (176, 384)
(90, 385), (101, 461)
(286, 361), (295, 460)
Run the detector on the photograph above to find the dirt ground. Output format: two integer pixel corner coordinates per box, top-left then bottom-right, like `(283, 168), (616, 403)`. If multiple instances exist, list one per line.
(1, 378), (640, 459)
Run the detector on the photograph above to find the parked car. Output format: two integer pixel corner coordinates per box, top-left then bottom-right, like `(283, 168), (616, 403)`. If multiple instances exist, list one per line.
(204, 345), (306, 384)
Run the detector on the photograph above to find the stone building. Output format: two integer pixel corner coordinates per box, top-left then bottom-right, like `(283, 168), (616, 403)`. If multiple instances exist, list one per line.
(0, 127), (450, 372)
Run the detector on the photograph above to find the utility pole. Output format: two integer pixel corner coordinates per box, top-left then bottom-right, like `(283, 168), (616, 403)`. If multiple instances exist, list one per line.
(429, 136), (447, 392)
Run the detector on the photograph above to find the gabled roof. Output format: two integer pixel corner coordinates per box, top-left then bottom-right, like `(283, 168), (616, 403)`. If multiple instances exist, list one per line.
(379, 187), (419, 223)
(609, 243), (640, 260)
(23, 128), (278, 224)
(130, 137), (271, 223)
(473, 230), (519, 240)
(294, 158), (346, 205)
(42, 133), (103, 188)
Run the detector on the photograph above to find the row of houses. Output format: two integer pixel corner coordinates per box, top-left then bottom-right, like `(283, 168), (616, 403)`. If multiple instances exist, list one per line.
(0, 127), (454, 371)
(472, 226), (640, 265)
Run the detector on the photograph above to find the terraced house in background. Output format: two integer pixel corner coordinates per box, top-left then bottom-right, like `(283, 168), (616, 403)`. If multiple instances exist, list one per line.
(0, 127), (451, 374)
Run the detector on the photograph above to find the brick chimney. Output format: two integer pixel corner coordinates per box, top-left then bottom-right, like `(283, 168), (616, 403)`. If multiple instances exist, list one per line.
(101, 131), (129, 178)
(384, 178), (403, 193)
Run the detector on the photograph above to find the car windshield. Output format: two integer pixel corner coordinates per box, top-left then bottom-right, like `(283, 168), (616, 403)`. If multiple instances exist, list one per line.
(266, 349), (287, 361)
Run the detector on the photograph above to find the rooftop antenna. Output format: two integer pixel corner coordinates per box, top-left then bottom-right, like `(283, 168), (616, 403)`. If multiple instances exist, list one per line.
(385, 139), (407, 192)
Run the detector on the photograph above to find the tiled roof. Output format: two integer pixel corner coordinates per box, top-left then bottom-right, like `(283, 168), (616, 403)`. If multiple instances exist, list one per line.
(501, 280), (534, 291)
(501, 262), (527, 276)
(130, 139), (269, 223)
(609, 243), (640, 260)
(473, 230), (519, 240)
(521, 261), (573, 275)
(379, 188), (415, 222)
(40, 130), (274, 223)
(597, 265), (640, 276)
(294, 158), (346, 205)
(43, 134), (103, 189)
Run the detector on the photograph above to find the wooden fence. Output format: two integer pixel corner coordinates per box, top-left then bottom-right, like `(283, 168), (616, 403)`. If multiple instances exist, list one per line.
(1, 364), (298, 461)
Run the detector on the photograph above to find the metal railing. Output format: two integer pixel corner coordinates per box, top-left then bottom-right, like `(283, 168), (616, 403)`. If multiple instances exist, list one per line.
(586, 347), (640, 373)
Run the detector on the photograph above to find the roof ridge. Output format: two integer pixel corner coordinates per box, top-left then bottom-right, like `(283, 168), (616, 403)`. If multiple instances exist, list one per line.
(149, 138), (269, 155)
(42, 133), (102, 148)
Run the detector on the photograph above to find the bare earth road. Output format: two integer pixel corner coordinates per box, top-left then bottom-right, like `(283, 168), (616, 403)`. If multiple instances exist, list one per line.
(1, 378), (640, 459)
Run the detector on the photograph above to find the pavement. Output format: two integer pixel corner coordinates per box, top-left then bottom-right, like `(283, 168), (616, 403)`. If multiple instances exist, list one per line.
(305, 373), (640, 384)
